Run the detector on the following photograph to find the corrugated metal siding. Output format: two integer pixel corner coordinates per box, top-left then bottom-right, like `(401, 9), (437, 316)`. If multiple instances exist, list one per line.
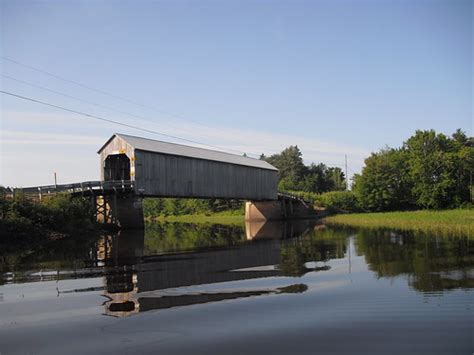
(134, 150), (278, 200)
(99, 135), (278, 200)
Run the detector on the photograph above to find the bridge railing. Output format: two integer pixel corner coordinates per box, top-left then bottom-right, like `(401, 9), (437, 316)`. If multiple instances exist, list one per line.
(277, 191), (311, 207)
(6, 180), (135, 198)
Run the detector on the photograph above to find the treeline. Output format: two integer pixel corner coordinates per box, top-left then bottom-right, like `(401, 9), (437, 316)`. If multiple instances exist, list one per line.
(0, 192), (98, 244)
(261, 146), (346, 193)
(352, 129), (473, 211)
(281, 129), (473, 212)
(143, 198), (244, 218)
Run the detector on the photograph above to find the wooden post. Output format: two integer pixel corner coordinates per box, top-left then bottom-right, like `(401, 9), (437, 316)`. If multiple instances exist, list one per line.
(90, 195), (96, 222)
(112, 194), (118, 224)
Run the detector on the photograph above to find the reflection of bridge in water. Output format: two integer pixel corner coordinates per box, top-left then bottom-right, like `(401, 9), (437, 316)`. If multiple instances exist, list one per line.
(99, 220), (346, 317)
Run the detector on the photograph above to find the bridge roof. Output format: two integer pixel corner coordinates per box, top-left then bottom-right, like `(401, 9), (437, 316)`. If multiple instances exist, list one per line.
(99, 133), (278, 171)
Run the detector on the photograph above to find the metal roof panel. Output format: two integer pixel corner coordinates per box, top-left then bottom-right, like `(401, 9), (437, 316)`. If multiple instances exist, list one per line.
(99, 133), (278, 171)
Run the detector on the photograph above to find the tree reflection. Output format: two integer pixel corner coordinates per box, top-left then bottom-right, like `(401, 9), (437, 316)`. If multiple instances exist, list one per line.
(144, 221), (245, 254)
(279, 227), (347, 276)
(356, 229), (474, 292)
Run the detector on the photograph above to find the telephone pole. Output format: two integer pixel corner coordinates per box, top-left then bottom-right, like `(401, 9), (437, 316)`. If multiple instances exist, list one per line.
(345, 154), (348, 190)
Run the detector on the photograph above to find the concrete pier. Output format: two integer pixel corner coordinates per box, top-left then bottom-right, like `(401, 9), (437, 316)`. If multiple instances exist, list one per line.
(245, 198), (318, 222)
(114, 195), (144, 229)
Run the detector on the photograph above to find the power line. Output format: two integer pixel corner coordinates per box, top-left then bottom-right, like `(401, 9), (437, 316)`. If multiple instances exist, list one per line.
(1, 57), (263, 155)
(2, 89), (361, 174)
(0, 90), (254, 156)
(1, 73), (222, 143)
(2, 56), (150, 108)
(1, 74), (148, 120)
(1, 56), (218, 129)
(2, 57), (357, 163)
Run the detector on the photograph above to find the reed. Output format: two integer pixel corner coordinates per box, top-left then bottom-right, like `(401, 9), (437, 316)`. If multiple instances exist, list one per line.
(324, 209), (473, 238)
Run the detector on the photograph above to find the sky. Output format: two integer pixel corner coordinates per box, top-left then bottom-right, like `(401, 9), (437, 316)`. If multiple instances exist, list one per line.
(1, 0), (472, 187)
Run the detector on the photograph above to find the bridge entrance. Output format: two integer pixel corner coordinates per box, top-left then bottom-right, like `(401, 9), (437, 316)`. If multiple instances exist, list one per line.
(104, 154), (130, 181)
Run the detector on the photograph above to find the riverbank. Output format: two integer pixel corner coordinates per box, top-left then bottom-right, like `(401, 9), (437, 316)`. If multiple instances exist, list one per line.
(0, 194), (107, 254)
(324, 209), (473, 237)
(146, 211), (245, 226)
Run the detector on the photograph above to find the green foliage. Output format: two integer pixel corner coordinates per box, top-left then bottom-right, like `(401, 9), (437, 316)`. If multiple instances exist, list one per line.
(265, 146), (346, 193)
(278, 190), (320, 204)
(143, 197), (244, 218)
(279, 227), (347, 276)
(354, 129), (473, 211)
(279, 190), (359, 213)
(354, 229), (474, 292)
(148, 220), (348, 276)
(152, 213), (244, 225)
(405, 129), (472, 209)
(0, 193), (96, 243)
(266, 146), (307, 189)
(144, 221), (245, 253)
(314, 191), (360, 213)
(324, 209), (474, 237)
(353, 148), (413, 211)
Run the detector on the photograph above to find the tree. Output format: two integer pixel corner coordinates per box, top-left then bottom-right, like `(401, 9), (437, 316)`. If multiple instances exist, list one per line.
(354, 129), (473, 211)
(263, 147), (347, 194)
(266, 146), (306, 191)
(326, 167), (346, 191)
(451, 130), (474, 204)
(300, 163), (325, 193)
(353, 148), (412, 211)
(404, 130), (471, 208)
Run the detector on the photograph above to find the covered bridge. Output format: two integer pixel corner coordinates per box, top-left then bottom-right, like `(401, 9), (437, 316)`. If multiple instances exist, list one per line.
(98, 133), (278, 201)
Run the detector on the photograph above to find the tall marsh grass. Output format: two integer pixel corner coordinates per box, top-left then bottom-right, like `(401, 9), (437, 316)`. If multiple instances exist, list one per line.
(324, 209), (473, 238)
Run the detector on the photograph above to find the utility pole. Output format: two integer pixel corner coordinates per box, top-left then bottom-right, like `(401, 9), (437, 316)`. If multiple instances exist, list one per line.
(345, 154), (348, 190)
(54, 172), (57, 188)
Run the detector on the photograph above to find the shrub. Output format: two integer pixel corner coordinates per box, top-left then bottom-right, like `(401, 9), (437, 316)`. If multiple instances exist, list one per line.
(0, 193), (95, 240)
(280, 190), (360, 213)
(314, 191), (360, 213)
(143, 197), (244, 217)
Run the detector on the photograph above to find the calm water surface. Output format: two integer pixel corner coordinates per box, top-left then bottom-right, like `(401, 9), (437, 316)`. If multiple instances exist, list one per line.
(0, 220), (472, 354)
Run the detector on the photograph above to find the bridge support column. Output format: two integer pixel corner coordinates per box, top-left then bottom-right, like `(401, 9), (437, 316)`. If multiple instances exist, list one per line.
(245, 198), (318, 222)
(245, 201), (284, 221)
(96, 194), (144, 229)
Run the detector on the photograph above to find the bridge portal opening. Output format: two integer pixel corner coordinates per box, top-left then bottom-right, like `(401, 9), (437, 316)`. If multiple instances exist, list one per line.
(104, 154), (131, 181)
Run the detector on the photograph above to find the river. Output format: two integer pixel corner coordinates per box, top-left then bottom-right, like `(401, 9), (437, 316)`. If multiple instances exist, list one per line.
(0, 220), (472, 354)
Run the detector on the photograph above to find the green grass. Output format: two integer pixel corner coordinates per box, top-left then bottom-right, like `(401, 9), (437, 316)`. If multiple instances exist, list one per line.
(148, 211), (245, 226)
(324, 209), (473, 237)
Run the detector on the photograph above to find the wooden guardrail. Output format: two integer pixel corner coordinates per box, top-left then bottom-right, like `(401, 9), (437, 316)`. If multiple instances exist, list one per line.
(277, 192), (310, 208)
(6, 180), (135, 198)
